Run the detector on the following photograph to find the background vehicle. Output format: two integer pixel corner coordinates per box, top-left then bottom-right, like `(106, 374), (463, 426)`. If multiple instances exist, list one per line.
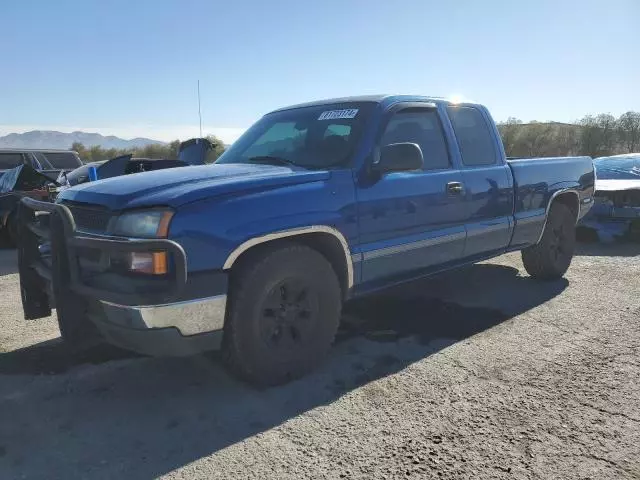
(578, 153), (640, 241)
(0, 149), (82, 181)
(1, 140), (211, 245)
(54, 137), (212, 191)
(18, 95), (595, 385)
(0, 149), (81, 244)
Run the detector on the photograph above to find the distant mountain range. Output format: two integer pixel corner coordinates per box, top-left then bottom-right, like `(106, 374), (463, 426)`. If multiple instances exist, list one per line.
(0, 130), (165, 150)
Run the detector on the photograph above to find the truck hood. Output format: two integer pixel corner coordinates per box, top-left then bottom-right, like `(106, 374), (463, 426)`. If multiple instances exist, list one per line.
(57, 163), (330, 210)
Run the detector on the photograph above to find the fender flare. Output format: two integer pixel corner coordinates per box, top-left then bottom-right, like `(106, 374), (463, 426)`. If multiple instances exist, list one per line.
(223, 225), (354, 289)
(536, 189), (580, 244)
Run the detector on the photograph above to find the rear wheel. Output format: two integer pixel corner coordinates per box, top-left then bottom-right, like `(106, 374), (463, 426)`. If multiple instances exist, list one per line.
(223, 243), (342, 386)
(522, 202), (576, 280)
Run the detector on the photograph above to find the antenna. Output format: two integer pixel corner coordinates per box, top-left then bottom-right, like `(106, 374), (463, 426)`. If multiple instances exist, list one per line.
(197, 80), (203, 138)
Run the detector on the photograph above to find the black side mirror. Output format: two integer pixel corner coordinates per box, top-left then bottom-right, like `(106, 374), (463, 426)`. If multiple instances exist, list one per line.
(374, 142), (424, 173)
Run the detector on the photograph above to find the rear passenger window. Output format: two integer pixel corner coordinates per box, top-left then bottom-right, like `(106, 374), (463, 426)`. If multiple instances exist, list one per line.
(447, 106), (497, 166)
(380, 109), (450, 170)
(43, 152), (81, 169)
(0, 153), (24, 169)
(34, 152), (52, 169)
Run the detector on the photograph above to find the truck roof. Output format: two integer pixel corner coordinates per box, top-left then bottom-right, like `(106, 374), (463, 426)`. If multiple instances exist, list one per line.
(271, 94), (478, 113)
(0, 148), (79, 154)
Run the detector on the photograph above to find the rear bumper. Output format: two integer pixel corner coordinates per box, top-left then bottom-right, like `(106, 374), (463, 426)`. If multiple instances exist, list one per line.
(18, 197), (228, 356)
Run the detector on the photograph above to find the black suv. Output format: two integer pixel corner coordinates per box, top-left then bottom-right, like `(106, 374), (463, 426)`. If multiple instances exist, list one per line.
(0, 149), (82, 177)
(0, 149), (82, 245)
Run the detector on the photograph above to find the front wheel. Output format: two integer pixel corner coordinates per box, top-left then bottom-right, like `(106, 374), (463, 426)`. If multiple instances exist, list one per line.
(222, 243), (342, 386)
(522, 202), (576, 280)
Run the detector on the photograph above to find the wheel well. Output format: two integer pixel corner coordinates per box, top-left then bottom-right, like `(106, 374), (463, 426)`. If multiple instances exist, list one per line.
(227, 232), (351, 300)
(552, 191), (579, 223)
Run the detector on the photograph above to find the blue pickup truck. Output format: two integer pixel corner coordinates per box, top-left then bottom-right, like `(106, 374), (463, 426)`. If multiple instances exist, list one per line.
(18, 95), (595, 384)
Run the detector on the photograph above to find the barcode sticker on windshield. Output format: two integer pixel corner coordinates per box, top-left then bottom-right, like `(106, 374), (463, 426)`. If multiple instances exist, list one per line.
(318, 109), (359, 120)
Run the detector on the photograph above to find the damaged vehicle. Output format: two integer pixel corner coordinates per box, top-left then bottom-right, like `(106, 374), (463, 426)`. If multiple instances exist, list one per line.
(578, 153), (640, 242)
(1, 139), (212, 244)
(0, 149), (82, 182)
(0, 149), (82, 244)
(54, 137), (213, 193)
(17, 95), (594, 385)
(0, 165), (60, 245)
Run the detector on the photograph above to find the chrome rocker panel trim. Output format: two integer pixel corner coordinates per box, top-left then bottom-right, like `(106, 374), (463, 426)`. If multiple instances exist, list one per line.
(362, 231), (465, 261)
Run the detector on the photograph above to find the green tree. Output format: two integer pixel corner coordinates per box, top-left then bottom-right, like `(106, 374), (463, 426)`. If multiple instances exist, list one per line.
(595, 114), (617, 156)
(518, 122), (555, 157)
(578, 115), (603, 157)
(168, 140), (181, 158)
(205, 135), (226, 163)
(617, 111), (640, 153)
(553, 124), (579, 156)
(70, 141), (88, 161)
(497, 117), (522, 156)
(69, 135), (227, 164)
(577, 114), (621, 157)
(89, 145), (103, 162)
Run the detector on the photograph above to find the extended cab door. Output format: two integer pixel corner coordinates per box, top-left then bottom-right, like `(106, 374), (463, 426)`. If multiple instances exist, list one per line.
(446, 105), (515, 258)
(356, 103), (467, 284)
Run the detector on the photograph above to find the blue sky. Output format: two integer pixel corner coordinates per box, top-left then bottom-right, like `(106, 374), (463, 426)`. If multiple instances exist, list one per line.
(1, 0), (638, 143)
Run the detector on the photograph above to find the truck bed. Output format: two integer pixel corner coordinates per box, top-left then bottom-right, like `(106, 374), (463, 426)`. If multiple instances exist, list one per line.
(507, 156), (595, 248)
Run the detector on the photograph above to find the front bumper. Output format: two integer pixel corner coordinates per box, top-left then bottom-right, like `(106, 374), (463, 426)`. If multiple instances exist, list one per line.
(578, 202), (640, 242)
(89, 307), (225, 357)
(18, 198), (228, 356)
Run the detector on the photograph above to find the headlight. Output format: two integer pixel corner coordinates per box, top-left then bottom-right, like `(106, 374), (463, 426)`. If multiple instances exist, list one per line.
(113, 209), (174, 238)
(112, 209), (174, 275)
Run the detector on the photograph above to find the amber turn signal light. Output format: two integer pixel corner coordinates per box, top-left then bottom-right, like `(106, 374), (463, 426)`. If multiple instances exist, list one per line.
(129, 251), (168, 275)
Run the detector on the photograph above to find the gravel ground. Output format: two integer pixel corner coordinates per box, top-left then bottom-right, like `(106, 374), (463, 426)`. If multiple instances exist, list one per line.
(0, 243), (639, 479)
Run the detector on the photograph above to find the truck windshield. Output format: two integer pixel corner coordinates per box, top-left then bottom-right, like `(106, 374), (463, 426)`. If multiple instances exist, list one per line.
(216, 102), (375, 169)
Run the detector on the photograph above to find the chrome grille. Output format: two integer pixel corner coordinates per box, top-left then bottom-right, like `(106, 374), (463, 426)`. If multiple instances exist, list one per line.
(61, 202), (112, 233)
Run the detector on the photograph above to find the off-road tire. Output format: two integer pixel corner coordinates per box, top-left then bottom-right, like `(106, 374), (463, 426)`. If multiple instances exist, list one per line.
(222, 243), (342, 386)
(522, 202), (576, 280)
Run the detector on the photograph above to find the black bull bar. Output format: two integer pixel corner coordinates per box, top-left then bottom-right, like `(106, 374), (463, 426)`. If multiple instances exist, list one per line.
(17, 197), (188, 320)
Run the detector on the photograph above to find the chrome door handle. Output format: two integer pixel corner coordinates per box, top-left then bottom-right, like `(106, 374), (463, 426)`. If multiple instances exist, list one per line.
(447, 181), (464, 194)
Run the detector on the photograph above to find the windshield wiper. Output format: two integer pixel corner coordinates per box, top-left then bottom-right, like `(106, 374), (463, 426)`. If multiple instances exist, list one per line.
(247, 155), (299, 167)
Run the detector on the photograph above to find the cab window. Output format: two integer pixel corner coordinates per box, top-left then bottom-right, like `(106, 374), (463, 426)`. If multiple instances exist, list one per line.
(447, 106), (498, 166)
(380, 108), (450, 170)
